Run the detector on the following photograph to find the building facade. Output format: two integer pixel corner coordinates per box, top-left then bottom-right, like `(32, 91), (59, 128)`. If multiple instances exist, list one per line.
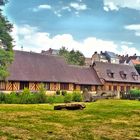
(93, 62), (140, 96)
(0, 50), (140, 95)
(0, 51), (102, 93)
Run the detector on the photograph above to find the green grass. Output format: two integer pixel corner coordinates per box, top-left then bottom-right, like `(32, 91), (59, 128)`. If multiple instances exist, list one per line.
(0, 100), (140, 140)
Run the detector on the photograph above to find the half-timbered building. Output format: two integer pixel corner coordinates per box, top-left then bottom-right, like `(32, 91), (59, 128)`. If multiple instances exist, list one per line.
(0, 50), (102, 92)
(93, 61), (140, 95)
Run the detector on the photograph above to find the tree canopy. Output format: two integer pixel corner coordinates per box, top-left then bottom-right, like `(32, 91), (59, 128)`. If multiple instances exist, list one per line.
(59, 47), (85, 66)
(0, 0), (14, 80)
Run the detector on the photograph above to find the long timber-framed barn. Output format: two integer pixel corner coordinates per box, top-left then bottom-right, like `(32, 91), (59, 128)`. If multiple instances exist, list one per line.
(0, 50), (102, 92)
(0, 50), (140, 94)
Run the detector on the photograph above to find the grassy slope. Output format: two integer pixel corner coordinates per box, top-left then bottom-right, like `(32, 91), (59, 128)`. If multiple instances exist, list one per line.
(0, 100), (140, 140)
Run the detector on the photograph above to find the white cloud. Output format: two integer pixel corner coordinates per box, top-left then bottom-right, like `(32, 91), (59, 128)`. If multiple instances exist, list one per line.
(38, 4), (52, 9)
(103, 0), (140, 11)
(54, 10), (62, 17)
(11, 24), (140, 57)
(70, 2), (87, 11)
(103, 2), (119, 11)
(120, 45), (140, 56)
(62, 6), (72, 12)
(33, 4), (52, 12)
(125, 24), (140, 36)
(32, 2), (88, 17)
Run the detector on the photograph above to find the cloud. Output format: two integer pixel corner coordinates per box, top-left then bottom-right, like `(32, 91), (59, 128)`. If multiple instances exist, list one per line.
(38, 4), (52, 9)
(11, 24), (140, 57)
(33, 4), (52, 12)
(103, 2), (119, 11)
(125, 24), (140, 36)
(70, 2), (87, 11)
(103, 0), (140, 11)
(32, 2), (88, 17)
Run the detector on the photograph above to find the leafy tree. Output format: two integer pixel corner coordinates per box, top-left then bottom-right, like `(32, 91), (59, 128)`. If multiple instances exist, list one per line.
(0, 0), (14, 80)
(135, 64), (140, 75)
(0, 0), (7, 6)
(59, 47), (85, 66)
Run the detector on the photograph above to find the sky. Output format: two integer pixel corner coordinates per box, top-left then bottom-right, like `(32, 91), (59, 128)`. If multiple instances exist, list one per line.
(2, 0), (140, 57)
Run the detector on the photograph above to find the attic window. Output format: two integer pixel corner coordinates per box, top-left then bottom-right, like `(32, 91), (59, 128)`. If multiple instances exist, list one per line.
(107, 69), (114, 78)
(131, 72), (138, 80)
(120, 71), (127, 79)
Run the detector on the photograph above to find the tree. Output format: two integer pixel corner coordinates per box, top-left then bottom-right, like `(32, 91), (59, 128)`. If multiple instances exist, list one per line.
(0, 0), (14, 80)
(59, 47), (85, 66)
(135, 65), (140, 75)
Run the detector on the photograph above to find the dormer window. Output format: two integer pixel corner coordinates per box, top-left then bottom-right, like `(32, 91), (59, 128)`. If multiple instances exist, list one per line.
(131, 72), (138, 80)
(107, 69), (114, 78)
(120, 71), (127, 79)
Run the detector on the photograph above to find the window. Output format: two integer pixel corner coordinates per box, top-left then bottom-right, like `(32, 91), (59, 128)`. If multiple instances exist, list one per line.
(107, 69), (114, 78)
(120, 86), (124, 91)
(60, 83), (69, 90)
(120, 71), (127, 79)
(44, 83), (50, 90)
(131, 72), (138, 80)
(20, 82), (29, 90)
(109, 85), (112, 91)
(113, 86), (117, 91)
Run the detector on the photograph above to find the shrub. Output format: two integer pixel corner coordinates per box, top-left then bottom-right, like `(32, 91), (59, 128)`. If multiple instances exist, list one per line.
(64, 94), (72, 103)
(5, 92), (20, 104)
(56, 90), (61, 95)
(35, 92), (47, 103)
(46, 96), (54, 104)
(72, 91), (83, 102)
(39, 83), (46, 95)
(61, 90), (67, 96)
(0, 93), (6, 103)
(22, 88), (30, 95)
(53, 95), (64, 103)
(129, 89), (140, 98)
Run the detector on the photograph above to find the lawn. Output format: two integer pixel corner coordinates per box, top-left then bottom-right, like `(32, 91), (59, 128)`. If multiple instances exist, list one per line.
(0, 100), (140, 140)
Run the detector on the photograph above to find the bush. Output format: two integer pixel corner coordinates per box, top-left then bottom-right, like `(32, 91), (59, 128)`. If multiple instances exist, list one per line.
(5, 92), (20, 104)
(46, 96), (54, 104)
(61, 90), (67, 96)
(53, 95), (64, 103)
(22, 88), (30, 95)
(0, 93), (6, 103)
(64, 94), (72, 103)
(129, 89), (140, 98)
(72, 91), (83, 102)
(39, 83), (46, 95)
(56, 90), (61, 95)
(35, 92), (47, 103)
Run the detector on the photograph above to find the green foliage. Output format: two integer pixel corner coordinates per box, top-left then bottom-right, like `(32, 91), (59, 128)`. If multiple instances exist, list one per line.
(0, 92), (6, 103)
(0, 90), (84, 104)
(64, 94), (72, 103)
(135, 64), (140, 75)
(129, 89), (140, 97)
(61, 90), (67, 96)
(53, 95), (64, 103)
(72, 91), (83, 102)
(46, 96), (54, 104)
(56, 90), (61, 95)
(0, 0), (8, 5)
(59, 47), (85, 66)
(0, 2), (14, 80)
(22, 88), (30, 95)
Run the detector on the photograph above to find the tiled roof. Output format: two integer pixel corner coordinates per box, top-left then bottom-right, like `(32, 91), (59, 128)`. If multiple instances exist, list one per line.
(93, 61), (140, 83)
(131, 60), (140, 65)
(7, 50), (102, 85)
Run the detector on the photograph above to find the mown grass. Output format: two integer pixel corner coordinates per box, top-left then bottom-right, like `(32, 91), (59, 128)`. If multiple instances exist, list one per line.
(0, 100), (140, 140)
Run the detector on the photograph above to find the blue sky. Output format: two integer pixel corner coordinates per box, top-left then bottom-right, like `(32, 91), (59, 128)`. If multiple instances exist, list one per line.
(2, 0), (140, 57)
